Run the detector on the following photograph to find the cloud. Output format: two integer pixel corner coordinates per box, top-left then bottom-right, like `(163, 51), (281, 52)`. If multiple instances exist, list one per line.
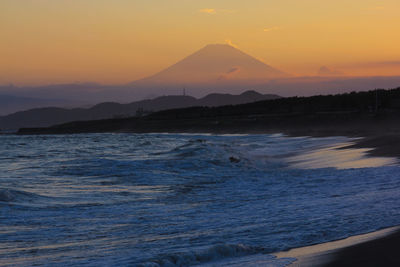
(220, 9), (237, 14)
(199, 9), (216, 15)
(374, 61), (400, 66)
(317, 66), (344, 76)
(368, 6), (385, 10)
(263, 26), (280, 32)
(218, 66), (241, 80)
(348, 61), (400, 68)
(227, 67), (240, 74)
(225, 39), (239, 48)
(199, 9), (236, 15)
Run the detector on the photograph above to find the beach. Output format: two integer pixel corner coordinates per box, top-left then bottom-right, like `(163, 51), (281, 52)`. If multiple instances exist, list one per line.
(10, 102), (400, 266)
(3, 0), (400, 265)
(276, 131), (400, 266)
(1, 132), (399, 266)
(275, 226), (400, 266)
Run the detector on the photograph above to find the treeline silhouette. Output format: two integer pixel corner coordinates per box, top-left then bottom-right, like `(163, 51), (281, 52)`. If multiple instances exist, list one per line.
(18, 87), (400, 135)
(148, 88), (400, 120)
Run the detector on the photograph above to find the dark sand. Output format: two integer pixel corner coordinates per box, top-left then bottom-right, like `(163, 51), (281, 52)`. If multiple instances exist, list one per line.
(343, 134), (400, 158)
(274, 227), (400, 266)
(275, 131), (400, 266)
(323, 229), (400, 267)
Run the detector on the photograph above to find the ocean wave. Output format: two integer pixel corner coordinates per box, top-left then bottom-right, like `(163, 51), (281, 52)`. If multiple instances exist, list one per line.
(136, 244), (265, 267)
(0, 188), (47, 203)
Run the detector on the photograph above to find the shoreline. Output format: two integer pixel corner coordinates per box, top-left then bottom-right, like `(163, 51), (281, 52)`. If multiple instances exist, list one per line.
(15, 109), (400, 159)
(8, 123), (400, 265)
(274, 226), (400, 266)
(12, 128), (400, 160)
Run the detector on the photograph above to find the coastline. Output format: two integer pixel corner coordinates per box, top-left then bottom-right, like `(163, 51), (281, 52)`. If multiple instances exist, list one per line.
(16, 109), (400, 159)
(12, 107), (400, 266)
(16, 129), (400, 160)
(7, 117), (400, 266)
(274, 226), (400, 266)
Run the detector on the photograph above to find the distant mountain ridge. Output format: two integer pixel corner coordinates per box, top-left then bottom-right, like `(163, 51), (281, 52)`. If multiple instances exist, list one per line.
(0, 94), (79, 115)
(1, 44), (400, 108)
(18, 87), (400, 136)
(135, 44), (288, 85)
(0, 90), (280, 130)
(0, 44), (291, 107)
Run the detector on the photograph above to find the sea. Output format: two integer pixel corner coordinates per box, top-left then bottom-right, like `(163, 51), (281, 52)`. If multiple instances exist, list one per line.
(1, 133), (400, 266)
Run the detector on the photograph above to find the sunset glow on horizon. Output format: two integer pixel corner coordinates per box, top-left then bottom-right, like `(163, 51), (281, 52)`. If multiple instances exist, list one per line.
(1, 0), (400, 85)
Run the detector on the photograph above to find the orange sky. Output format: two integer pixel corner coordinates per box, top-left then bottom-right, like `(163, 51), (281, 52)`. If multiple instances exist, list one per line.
(1, 0), (400, 85)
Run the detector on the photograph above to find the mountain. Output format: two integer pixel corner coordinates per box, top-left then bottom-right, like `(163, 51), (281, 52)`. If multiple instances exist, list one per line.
(197, 90), (276, 106)
(317, 66), (344, 76)
(0, 91), (280, 130)
(2, 44), (400, 105)
(136, 44), (288, 85)
(0, 45), (287, 105)
(0, 94), (78, 115)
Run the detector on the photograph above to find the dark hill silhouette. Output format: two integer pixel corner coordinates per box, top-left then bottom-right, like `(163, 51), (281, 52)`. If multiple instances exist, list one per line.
(0, 94), (77, 115)
(0, 91), (280, 130)
(18, 88), (400, 157)
(197, 91), (273, 106)
(17, 87), (400, 137)
(18, 88), (400, 161)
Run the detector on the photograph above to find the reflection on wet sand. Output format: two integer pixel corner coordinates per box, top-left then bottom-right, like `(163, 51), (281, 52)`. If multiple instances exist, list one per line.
(288, 142), (398, 169)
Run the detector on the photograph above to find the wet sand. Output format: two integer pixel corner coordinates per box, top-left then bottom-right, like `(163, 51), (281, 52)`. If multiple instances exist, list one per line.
(343, 134), (400, 158)
(275, 131), (400, 266)
(274, 226), (400, 266)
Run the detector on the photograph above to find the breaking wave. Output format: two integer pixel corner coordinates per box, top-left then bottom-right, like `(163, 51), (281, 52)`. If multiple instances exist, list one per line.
(136, 244), (265, 267)
(1, 133), (399, 266)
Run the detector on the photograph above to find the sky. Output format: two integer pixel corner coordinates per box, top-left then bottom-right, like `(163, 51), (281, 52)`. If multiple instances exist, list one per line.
(1, 0), (400, 85)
